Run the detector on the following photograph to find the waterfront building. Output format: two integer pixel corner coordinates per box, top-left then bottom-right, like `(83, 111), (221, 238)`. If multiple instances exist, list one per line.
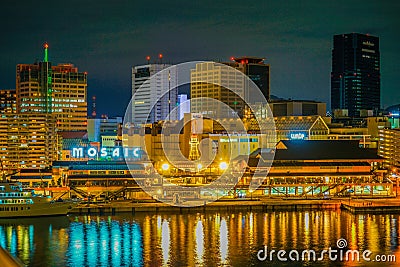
(331, 33), (380, 117)
(0, 89), (16, 114)
(10, 168), (53, 187)
(52, 160), (149, 199)
(243, 115), (330, 147)
(0, 113), (58, 174)
(122, 115), (330, 171)
(59, 131), (90, 161)
(16, 44), (88, 131)
(326, 126), (371, 147)
(54, 139), (391, 200)
(237, 140), (390, 198)
(378, 128), (400, 169)
(131, 64), (178, 125)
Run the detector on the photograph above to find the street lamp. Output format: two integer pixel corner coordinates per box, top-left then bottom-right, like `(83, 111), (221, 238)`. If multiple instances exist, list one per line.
(197, 163), (203, 171)
(161, 163), (170, 171)
(249, 189), (254, 200)
(392, 169), (399, 197)
(219, 162), (228, 171)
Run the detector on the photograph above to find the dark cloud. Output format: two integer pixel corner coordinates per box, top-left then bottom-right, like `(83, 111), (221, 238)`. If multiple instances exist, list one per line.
(0, 0), (399, 116)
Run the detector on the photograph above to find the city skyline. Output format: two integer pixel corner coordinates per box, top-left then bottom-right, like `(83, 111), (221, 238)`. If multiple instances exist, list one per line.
(0, 1), (399, 117)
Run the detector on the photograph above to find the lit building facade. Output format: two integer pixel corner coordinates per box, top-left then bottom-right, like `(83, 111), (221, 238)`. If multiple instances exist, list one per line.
(237, 140), (390, 198)
(378, 128), (400, 169)
(131, 64), (178, 125)
(16, 44), (88, 131)
(122, 115), (330, 172)
(331, 33), (380, 117)
(0, 113), (58, 173)
(190, 62), (245, 118)
(87, 116), (122, 142)
(52, 161), (149, 199)
(0, 89), (16, 114)
(177, 94), (189, 120)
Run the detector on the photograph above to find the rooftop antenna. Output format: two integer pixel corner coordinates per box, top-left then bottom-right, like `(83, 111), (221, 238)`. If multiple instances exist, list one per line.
(146, 56), (150, 64)
(168, 70), (171, 121)
(91, 96), (97, 118)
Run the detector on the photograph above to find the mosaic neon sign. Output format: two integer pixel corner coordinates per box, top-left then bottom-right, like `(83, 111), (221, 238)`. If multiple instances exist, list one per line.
(71, 147), (141, 159)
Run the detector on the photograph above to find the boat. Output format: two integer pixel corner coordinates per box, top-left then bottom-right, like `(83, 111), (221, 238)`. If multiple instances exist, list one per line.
(0, 181), (77, 218)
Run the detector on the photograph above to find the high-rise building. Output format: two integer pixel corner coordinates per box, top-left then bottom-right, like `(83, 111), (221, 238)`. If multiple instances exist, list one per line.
(177, 94), (190, 120)
(378, 128), (400, 169)
(0, 89), (16, 114)
(190, 62), (245, 117)
(331, 33), (380, 117)
(16, 43), (88, 131)
(0, 113), (58, 174)
(131, 64), (178, 125)
(87, 116), (122, 142)
(224, 56), (270, 101)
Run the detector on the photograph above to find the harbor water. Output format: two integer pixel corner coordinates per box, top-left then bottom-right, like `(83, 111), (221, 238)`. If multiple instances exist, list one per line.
(0, 210), (399, 266)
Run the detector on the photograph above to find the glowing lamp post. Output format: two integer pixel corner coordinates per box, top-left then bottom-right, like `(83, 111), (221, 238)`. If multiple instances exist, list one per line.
(249, 189), (254, 200)
(219, 162), (228, 171)
(161, 163), (170, 171)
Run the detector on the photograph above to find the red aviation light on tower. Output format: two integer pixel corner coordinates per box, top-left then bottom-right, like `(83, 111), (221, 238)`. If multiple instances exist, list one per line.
(44, 43), (49, 49)
(230, 56), (235, 61)
(146, 55), (150, 62)
(159, 53), (163, 59)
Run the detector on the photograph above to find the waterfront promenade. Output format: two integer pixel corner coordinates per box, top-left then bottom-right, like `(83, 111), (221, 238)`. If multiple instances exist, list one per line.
(69, 196), (400, 215)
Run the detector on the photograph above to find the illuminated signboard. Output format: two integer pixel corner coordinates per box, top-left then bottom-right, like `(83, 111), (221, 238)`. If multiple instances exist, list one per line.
(71, 147), (141, 159)
(290, 133), (305, 140)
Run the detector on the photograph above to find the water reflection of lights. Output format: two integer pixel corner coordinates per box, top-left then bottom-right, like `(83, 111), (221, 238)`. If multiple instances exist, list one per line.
(195, 219), (204, 265)
(0, 212), (398, 266)
(68, 222), (85, 266)
(220, 218), (228, 263)
(304, 212), (310, 247)
(161, 219), (170, 266)
(99, 221), (109, 267)
(111, 221), (122, 267)
(66, 218), (143, 267)
(86, 222), (98, 267)
(249, 212), (254, 246)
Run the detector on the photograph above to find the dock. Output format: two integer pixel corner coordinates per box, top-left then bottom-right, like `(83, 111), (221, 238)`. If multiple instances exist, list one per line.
(66, 197), (400, 215)
(69, 198), (343, 215)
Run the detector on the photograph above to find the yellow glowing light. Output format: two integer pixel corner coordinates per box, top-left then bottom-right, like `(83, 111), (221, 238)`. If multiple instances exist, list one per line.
(219, 162), (228, 170)
(161, 163), (170, 171)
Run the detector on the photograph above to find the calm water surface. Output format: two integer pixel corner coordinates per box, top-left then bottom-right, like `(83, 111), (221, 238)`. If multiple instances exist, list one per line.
(0, 210), (399, 266)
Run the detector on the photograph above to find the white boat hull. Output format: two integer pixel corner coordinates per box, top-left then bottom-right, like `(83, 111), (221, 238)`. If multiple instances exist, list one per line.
(0, 202), (75, 218)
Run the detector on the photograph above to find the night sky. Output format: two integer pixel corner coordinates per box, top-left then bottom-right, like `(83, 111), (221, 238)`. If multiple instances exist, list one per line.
(1, 1), (399, 117)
